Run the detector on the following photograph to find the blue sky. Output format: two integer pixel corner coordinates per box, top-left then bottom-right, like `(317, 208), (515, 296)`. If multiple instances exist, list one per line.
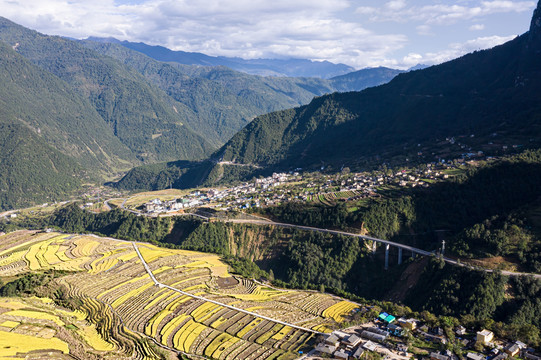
(0, 0), (536, 69)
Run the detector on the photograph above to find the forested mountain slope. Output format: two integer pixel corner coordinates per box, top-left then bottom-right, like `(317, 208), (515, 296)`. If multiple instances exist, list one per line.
(0, 17), (213, 164)
(215, 5), (541, 172)
(82, 40), (401, 146)
(0, 41), (133, 173)
(0, 41), (118, 209)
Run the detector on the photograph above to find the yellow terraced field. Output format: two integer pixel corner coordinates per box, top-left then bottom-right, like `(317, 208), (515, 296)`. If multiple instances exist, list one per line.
(0, 230), (362, 360)
(138, 245), (176, 263)
(147, 307), (177, 337)
(74, 238), (100, 256)
(272, 325), (292, 341)
(144, 288), (172, 310)
(79, 324), (115, 351)
(322, 300), (359, 323)
(183, 322), (207, 352)
(0, 331), (69, 356)
(43, 244), (62, 264)
(212, 335), (240, 358)
(204, 333), (233, 357)
(0, 320), (19, 328)
(173, 319), (197, 351)
(111, 282), (154, 308)
(0, 297), (136, 359)
(4, 309), (65, 326)
(161, 314), (190, 343)
(237, 318), (262, 338)
(0, 250), (25, 267)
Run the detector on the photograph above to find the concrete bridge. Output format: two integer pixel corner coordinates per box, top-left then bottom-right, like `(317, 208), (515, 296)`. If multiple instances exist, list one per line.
(224, 218), (435, 269)
(119, 206), (541, 278)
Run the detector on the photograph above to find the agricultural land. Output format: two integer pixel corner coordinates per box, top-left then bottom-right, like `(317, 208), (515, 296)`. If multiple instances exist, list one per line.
(0, 230), (361, 359)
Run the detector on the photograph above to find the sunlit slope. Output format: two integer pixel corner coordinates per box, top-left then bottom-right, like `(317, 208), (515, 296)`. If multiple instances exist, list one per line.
(0, 231), (361, 360)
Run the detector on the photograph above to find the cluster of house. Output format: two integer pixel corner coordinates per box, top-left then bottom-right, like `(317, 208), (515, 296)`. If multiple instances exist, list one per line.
(431, 329), (539, 360)
(313, 312), (541, 360)
(144, 197), (200, 213)
(300, 163), (459, 203)
(139, 162), (464, 213)
(315, 328), (377, 360)
(314, 312), (410, 359)
(141, 173), (297, 213)
(139, 155), (499, 214)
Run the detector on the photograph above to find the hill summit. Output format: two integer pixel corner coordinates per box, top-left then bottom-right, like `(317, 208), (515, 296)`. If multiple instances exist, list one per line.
(530, 1), (541, 46)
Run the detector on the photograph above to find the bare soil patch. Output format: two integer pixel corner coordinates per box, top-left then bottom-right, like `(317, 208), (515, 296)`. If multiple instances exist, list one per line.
(216, 276), (239, 288)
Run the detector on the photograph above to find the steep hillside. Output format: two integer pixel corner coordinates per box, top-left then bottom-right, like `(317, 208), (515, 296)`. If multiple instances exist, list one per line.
(82, 40), (401, 147)
(215, 6), (541, 173)
(0, 123), (82, 210)
(0, 41), (133, 173)
(0, 17), (213, 163)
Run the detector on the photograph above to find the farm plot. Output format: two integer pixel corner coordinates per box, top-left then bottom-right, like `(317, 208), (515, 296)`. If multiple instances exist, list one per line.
(0, 230), (362, 360)
(0, 296), (155, 359)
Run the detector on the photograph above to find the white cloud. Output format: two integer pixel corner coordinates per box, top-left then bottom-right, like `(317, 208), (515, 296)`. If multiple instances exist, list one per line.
(400, 35), (517, 67)
(364, 1), (535, 25)
(0, 0), (533, 70)
(0, 0), (411, 69)
(416, 25), (433, 35)
(386, 0), (407, 11)
(355, 6), (377, 15)
(469, 24), (486, 30)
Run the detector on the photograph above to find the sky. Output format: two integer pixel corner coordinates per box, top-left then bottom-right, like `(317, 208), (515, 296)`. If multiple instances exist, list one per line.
(0, 0), (537, 69)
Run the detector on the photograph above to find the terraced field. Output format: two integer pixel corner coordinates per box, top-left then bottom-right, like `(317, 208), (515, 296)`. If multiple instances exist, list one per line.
(0, 296), (161, 360)
(0, 230), (362, 359)
(307, 190), (363, 205)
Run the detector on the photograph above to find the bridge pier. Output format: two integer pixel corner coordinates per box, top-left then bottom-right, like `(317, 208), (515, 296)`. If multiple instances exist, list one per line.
(398, 248), (403, 265)
(384, 244), (390, 270)
(372, 241), (377, 254)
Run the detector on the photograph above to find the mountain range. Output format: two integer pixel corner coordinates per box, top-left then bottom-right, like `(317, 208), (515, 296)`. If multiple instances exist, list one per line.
(87, 37), (356, 78)
(116, 2), (541, 190)
(0, 16), (403, 209)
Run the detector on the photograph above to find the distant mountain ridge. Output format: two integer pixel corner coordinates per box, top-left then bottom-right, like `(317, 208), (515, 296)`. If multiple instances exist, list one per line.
(87, 37), (356, 78)
(81, 39), (403, 145)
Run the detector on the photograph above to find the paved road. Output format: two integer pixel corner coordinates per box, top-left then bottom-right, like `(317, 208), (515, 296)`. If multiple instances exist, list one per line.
(226, 219), (433, 256)
(103, 200), (112, 211)
(119, 197), (142, 215)
(99, 203), (541, 279)
(224, 219), (541, 279)
(131, 241), (324, 335)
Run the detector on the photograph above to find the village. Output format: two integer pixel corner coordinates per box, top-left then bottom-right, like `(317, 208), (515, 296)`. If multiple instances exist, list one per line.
(135, 159), (468, 215)
(304, 310), (541, 360)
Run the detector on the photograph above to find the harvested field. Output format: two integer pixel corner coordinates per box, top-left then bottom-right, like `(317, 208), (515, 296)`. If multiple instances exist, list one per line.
(0, 230), (362, 359)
